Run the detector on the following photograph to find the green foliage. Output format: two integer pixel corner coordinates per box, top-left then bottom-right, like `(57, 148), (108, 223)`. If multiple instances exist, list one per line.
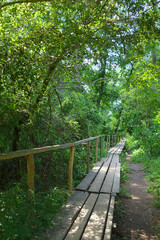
(0, 184), (69, 240)
(131, 148), (146, 163)
(126, 135), (140, 152)
(1, 0), (160, 238)
(119, 187), (132, 199)
(141, 156), (160, 208)
(120, 152), (130, 183)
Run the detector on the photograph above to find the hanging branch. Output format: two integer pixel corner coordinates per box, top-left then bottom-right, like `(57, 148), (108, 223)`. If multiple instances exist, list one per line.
(0, 0), (53, 9)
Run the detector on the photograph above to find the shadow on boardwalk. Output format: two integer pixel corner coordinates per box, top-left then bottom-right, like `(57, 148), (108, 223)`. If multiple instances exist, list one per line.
(112, 156), (160, 240)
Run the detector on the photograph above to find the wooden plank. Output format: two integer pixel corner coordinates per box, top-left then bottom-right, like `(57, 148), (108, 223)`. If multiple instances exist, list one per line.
(86, 141), (90, 174)
(26, 154), (35, 198)
(65, 193), (98, 240)
(0, 135), (105, 161)
(100, 136), (103, 158)
(88, 155), (112, 193)
(81, 193), (110, 240)
(69, 146), (75, 193)
(108, 144), (120, 154)
(95, 137), (99, 163)
(43, 191), (89, 240)
(76, 160), (104, 191)
(103, 196), (115, 240)
(100, 155), (119, 194)
(112, 162), (121, 194)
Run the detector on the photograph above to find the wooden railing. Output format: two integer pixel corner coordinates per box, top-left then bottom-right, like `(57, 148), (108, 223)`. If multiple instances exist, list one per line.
(0, 134), (122, 197)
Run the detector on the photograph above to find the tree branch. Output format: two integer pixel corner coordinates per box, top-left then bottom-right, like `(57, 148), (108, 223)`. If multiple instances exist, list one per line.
(0, 0), (52, 9)
(54, 88), (63, 114)
(82, 0), (109, 26)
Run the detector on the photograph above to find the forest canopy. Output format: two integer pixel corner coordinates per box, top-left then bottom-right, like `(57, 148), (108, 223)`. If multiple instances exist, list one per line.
(0, 0), (160, 151)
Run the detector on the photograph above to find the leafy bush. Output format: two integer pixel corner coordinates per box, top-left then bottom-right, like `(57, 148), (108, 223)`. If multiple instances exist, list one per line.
(120, 152), (130, 183)
(0, 184), (69, 240)
(141, 157), (160, 208)
(131, 147), (145, 163)
(126, 135), (139, 152)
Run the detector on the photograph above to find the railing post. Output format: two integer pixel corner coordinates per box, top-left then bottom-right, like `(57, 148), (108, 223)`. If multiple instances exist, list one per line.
(26, 154), (35, 199)
(95, 137), (99, 163)
(69, 146), (75, 193)
(106, 135), (107, 149)
(100, 136), (103, 158)
(112, 135), (113, 147)
(107, 135), (109, 149)
(86, 141), (90, 174)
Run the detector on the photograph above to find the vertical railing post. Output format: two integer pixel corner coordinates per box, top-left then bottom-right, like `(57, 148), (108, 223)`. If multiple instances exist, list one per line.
(109, 135), (110, 148)
(112, 135), (113, 147)
(100, 136), (103, 158)
(95, 137), (99, 163)
(69, 146), (75, 193)
(86, 141), (90, 174)
(106, 135), (109, 149)
(106, 135), (108, 149)
(26, 154), (35, 199)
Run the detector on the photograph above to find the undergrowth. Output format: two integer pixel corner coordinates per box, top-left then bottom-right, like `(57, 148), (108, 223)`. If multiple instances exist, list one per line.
(120, 152), (130, 184)
(0, 184), (69, 240)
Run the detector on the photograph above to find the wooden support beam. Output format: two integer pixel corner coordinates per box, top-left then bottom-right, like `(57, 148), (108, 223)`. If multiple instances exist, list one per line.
(69, 146), (75, 193)
(26, 154), (35, 199)
(86, 141), (90, 174)
(100, 136), (102, 158)
(95, 137), (99, 163)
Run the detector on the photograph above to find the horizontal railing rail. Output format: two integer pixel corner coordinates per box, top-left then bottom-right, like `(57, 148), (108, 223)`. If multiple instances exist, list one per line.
(0, 134), (123, 197)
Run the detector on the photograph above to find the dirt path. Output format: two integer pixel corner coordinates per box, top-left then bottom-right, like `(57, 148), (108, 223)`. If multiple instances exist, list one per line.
(112, 156), (160, 240)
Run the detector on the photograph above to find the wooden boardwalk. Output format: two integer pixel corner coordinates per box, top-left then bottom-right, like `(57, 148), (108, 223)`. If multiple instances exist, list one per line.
(44, 140), (125, 240)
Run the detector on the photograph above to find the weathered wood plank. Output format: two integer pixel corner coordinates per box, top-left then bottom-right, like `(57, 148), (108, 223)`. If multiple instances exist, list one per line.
(100, 155), (119, 194)
(76, 160), (104, 191)
(112, 162), (121, 194)
(95, 137), (99, 163)
(103, 196), (115, 240)
(108, 143), (121, 154)
(81, 193), (110, 240)
(65, 193), (98, 240)
(69, 146), (75, 193)
(88, 156), (112, 193)
(26, 154), (35, 198)
(86, 141), (90, 174)
(43, 191), (89, 240)
(0, 135), (104, 161)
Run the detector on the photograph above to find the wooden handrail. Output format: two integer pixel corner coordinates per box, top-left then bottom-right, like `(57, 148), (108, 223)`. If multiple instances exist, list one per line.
(0, 134), (122, 195)
(0, 135), (103, 161)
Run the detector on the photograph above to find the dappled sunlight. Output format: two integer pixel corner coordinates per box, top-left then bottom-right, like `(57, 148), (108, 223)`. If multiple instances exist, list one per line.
(132, 196), (141, 200)
(81, 211), (105, 240)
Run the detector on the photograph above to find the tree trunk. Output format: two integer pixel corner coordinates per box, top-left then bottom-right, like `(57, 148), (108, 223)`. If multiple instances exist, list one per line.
(115, 109), (123, 134)
(97, 56), (107, 109)
(12, 126), (20, 151)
